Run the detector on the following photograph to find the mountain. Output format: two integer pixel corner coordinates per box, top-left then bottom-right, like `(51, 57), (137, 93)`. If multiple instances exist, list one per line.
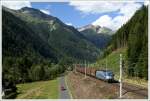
(2, 6), (100, 85)
(3, 6), (100, 62)
(101, 5), (148, 79)
(78, 24), (113, 48)
(78, 24), (113, 35)
(3, 7), (58, 62)
(18, 7), (55, 20)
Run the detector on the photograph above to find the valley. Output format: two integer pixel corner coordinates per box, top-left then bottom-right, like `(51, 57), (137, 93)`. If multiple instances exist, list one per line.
(2, 2), (148, 99)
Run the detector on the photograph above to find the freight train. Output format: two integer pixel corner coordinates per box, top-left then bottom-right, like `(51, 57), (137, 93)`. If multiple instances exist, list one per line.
(76, 65), (114, 82)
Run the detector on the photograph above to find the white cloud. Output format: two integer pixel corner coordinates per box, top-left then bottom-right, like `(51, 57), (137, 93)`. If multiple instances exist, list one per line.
(40, 9), (50, 15)
(2, 1), (31, 10)
(119, 3), (141, 16)
(144, 0), (149, 5)
(69, 1), (124, 14)
(92, 15), (112, 27)
(92, 2), (142, 30)
(69, 1), (143, 30)
(65, 22), (73, 26)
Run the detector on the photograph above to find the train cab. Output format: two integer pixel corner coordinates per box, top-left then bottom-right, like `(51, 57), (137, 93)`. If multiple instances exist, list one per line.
(95, 70), (114, 82)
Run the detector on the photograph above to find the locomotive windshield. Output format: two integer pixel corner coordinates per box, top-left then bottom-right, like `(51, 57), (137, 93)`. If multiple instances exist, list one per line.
(105, 71), (113, 76)
(96, 70), (114, 76)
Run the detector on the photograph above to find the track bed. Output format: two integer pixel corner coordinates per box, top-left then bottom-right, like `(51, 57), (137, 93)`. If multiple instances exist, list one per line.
(67, 71), (148, 99)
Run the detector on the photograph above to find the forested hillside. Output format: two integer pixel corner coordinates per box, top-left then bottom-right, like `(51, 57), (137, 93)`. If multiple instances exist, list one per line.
(2, 6), (100, 85)
(101, 6), (148, 79)
(14, 7), (100, 62)
(2, 8), (63, 84)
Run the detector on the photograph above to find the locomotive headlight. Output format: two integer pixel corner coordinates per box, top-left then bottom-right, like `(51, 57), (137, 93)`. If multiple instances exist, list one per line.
(106, 76), (111, 79)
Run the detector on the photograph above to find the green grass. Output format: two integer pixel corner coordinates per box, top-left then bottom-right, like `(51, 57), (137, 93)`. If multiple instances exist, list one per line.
(94, 48), (127, 76)
(16, 79), (58, 99)
(115, 74), (148, 88)
(94, 47), (148, 88)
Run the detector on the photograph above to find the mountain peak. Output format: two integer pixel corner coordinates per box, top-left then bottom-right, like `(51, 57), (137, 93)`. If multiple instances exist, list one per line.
(78, 24), (113, 35)
(78, 24), (101, 32)
(19, 7), (54, 20)
(20, 7), (36, 11)
(19, 7), (41, 14)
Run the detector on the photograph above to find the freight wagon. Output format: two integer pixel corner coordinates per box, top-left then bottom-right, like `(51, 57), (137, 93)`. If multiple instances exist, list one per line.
(76, 67), (114, 82)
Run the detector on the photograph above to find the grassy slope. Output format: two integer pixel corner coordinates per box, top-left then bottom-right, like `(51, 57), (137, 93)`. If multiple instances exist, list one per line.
(94, 48), (127, 76)
(16, 79), (58, 99)
(94, 48), (147, 88)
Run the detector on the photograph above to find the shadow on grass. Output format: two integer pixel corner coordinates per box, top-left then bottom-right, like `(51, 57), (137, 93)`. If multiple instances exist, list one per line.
(3, 92), (18, 99)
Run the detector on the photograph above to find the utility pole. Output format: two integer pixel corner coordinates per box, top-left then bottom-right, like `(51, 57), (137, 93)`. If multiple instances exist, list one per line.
(106, 58), (107, 71)
(75, 63), (76, 73)
(85, 60), (86, 78)
(105, 58), (107, 79)
(119, 54), (122, 98)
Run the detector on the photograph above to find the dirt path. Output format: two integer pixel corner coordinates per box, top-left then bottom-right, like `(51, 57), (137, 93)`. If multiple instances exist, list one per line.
(67, 71), (148, 99)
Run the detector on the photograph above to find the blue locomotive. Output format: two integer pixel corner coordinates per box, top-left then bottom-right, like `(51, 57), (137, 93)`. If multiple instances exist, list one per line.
(96, 70), (114, 82)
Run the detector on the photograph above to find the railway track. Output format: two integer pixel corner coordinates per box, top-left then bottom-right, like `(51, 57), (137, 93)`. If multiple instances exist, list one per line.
(75, 71), (148, 98)
(113, 82), (148, 97)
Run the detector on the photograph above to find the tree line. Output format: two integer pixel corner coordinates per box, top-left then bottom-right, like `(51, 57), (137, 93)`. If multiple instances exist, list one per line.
(103, 6), (148, 80)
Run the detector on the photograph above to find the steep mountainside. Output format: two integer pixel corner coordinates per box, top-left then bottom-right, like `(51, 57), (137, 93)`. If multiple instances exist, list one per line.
(2, 6), (100, 86)
(100, 6), (148, 79)
(78, 24), (113, 48)
(3, 7), (99, 62)
(2, 9), (58, 61)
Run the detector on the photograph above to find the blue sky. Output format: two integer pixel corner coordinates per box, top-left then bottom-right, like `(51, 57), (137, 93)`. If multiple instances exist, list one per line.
(2, 1), (148, 30)
(31, 2), (123, 28)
